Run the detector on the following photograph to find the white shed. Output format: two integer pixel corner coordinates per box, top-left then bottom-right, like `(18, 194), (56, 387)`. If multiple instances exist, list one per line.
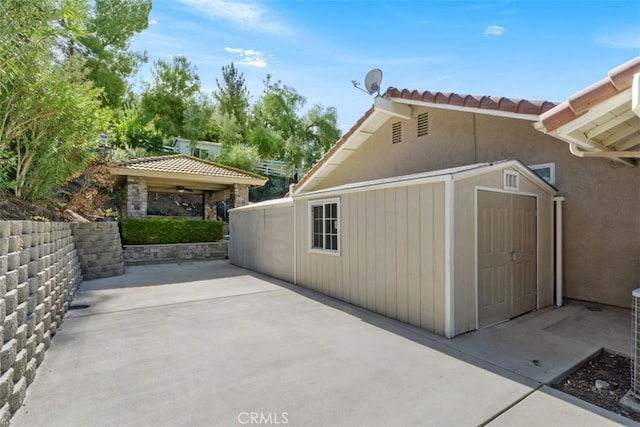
(230, 160), (557, 338)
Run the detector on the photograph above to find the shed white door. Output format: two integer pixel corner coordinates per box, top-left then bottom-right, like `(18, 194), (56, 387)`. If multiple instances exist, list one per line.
(478, 191), (536, 328)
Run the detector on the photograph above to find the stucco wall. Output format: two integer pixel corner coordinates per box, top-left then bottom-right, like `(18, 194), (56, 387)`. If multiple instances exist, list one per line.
(313, 107), (640, 308)
(0, 220), (82, 422)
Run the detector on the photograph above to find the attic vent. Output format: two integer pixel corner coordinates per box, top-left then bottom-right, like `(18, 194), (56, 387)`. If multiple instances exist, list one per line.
(503, 170), (520, 190)
(417, 112), (429, 137)
(392, 122), (401, 144)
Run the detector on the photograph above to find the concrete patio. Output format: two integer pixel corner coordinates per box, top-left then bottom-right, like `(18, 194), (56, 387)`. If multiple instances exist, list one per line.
(12, 261), (635, 426)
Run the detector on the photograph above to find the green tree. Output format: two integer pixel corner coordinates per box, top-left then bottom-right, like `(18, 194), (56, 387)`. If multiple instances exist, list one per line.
(214, 144), (259, 173)
(214, 111), (244, 147)
(111, 101), (164, 152)
(0, 0), (108, 200)
(214, 63), (250, 137)
(8, 58), (109, 199)
(78, 0), (151, 108)
(299, 105), (340, 168)
(249, 77), (341, 169)
(183, 94), (216, 153)
(139, 56), (201, 137)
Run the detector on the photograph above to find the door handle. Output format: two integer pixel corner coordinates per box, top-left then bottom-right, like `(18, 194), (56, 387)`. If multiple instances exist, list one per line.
(510, 251), (518, 261)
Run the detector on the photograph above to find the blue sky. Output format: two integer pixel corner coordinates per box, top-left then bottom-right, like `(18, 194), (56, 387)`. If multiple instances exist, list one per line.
(131, 0), (640, 132)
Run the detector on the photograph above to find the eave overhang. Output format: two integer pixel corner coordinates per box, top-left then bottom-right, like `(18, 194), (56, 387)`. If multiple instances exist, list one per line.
(535, 57), (640, 167)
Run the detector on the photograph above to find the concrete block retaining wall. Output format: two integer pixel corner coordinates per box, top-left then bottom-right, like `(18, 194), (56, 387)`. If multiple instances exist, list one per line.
(123, 241), (228, 265)
(70, 222), (124, 280)
(0, 220), (82, 423)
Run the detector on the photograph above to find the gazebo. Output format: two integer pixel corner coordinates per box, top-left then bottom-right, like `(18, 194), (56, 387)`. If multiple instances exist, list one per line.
(110, 154), (268, 219)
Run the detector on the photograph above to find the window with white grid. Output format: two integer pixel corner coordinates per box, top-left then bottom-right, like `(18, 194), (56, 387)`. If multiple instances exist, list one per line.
(309, 198), (339, 254)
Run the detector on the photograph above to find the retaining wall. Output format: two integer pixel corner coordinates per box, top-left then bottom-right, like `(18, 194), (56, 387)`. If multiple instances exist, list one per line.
(123, 241), (228, 265)
(70, 222), (124, 280)
(0, 220), (82, 423)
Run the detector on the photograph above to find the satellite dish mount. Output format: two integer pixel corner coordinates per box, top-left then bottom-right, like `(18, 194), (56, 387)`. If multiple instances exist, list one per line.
(351, 68), (383, 97)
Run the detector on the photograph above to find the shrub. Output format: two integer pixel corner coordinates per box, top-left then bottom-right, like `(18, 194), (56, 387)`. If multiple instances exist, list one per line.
(120, 218), (223, 245)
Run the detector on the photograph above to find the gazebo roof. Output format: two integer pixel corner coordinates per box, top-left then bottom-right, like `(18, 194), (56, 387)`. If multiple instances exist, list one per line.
(110, 154), (268, 193)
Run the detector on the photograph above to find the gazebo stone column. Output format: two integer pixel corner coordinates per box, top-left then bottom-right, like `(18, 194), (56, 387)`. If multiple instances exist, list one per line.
(204, 191), (215, 220)
(204, 189), (231, 220)
(123, 176), (148, 218)
(233, 184), (249, 208)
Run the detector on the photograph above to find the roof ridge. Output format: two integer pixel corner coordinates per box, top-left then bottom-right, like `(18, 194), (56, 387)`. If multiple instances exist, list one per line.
(116, 153), (183, 166)
(182, 154), (268, 180)
(384, 87), (559, 114)
(116, 153), (267, 181)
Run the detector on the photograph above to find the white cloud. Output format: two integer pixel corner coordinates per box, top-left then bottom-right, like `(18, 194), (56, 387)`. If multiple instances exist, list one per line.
(595, 29), (640, 49)
(149, 19), (158, 25)
(428, 75), (453, 84)
(177, 0), (291, 35)
(225, 47), (267, 68)
(484, 25), (505, 36)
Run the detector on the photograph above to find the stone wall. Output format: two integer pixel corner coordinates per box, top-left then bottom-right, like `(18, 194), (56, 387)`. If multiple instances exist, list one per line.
(123, 241), (228, 265)
(123, 176), (148, 218)
(70, 222), (124, 280)
(233, 184), (249, 208)
(0, 220), (82, 423)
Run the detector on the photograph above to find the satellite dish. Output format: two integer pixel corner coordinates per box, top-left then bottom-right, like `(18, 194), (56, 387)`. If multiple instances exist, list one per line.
(364, 69), (383, 96)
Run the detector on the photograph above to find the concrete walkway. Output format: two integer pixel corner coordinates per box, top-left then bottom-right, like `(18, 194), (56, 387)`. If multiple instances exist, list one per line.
(12, 261), (634, 426)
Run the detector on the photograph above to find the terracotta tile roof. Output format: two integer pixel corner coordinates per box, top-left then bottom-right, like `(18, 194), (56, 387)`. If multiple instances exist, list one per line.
(540, 56), (640, 132)
(384, 88), (558, 115)
(115, 154), (266, 181)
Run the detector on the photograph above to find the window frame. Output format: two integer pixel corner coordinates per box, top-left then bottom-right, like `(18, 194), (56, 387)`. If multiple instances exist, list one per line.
(528, 162), (556, 185)
(308, 198), (340, 256)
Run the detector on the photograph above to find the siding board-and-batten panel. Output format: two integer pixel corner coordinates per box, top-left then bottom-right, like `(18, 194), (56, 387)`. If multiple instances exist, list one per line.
(294, 182), (447, 334)
(366, 191), (377, 311)
(407, 186), (421, 327)
(395, 186), (409, 324)
(432, 183), (447, 336)
(356, 193), (367, 306)
(375, 190), (387, 316)
(230, 204), (294, 283)
(384, 188), (397, 320)
(348, 196), (358, 304)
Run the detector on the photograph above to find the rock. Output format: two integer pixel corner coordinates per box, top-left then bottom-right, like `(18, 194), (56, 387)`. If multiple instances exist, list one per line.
(595, 379), (610, 390)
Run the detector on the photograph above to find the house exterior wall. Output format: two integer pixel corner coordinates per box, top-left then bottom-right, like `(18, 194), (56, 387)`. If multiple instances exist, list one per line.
(312, 107), (640, 308)
(316, 108), (476, 189)
(229, 204), (294, 283)
(451, 168), (554, 335)
(172, 139), (222, 159)
(295, 182), (447, 335)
